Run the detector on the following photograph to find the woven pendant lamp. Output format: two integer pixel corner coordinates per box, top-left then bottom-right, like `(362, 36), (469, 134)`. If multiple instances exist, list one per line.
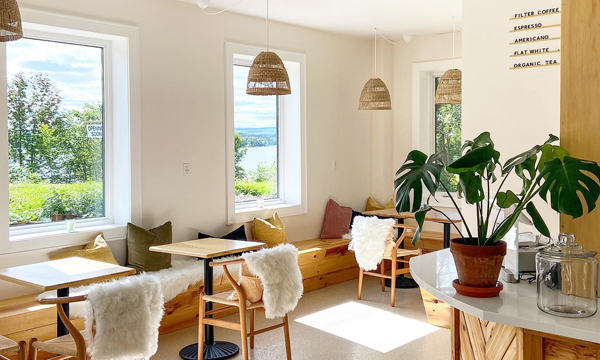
(0, 0), (22, 42)
(435, 17), (461, 105)
(359, 28), (391, 110)
(246, 0), (291, 96)
(435, 69), (462, 104)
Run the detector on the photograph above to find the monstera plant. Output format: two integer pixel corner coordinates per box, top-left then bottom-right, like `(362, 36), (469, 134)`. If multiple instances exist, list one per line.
(395, 132), (600, 294)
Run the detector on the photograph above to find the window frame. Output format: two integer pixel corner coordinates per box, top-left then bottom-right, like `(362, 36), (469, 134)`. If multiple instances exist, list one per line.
(225, 42), (307, 225)
(411, 59), (462, 208)
(0, 8), (141, 254)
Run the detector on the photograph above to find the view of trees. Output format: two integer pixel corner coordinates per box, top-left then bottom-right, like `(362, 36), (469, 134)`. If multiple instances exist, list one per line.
(435, 103), (462, 192)
(8, 73), (104, 225)
(234, 131), (277, 202)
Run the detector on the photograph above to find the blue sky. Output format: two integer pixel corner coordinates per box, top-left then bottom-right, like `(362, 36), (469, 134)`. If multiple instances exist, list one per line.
(6, 38), (103, 110)
(233, 65), (277, 129)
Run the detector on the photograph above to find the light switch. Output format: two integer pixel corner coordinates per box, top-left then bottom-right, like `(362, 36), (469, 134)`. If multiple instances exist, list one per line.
(183, 163), (191, 177)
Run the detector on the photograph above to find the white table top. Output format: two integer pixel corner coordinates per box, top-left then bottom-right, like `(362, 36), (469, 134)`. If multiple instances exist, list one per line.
(410, 249), (600, 344)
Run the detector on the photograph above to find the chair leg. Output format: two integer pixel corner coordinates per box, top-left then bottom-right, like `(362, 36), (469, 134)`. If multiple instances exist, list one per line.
(27, 339), (37, 360)
(283, 314), (292, 360)
(358, 268), (364, 300)
(249, 309), (255, 349)
(18, 341), (26, 360)
(380, 262), (385, 292)
(239, 306), (249, 360)
(391, 261), (397, 307)
(198, 295), (205, 360)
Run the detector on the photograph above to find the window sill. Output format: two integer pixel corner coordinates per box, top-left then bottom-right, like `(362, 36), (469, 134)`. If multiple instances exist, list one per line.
(228, 203), (307, 225)
(5, 224), (127, 255)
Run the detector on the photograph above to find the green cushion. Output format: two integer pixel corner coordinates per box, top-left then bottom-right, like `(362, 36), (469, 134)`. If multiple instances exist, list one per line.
(127, 221), (172, 272)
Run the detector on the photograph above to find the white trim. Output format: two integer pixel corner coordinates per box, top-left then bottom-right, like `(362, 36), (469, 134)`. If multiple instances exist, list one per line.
(0, 9), (141, 254)
(225, 42), (307, 225)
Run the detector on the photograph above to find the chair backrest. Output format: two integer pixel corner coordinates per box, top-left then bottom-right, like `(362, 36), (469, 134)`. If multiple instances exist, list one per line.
(39, 295), (88, 359)
(350, 216), (396, 270)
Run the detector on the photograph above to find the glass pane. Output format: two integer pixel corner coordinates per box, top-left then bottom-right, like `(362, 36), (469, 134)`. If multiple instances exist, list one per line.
(6, 38), (105, 226)
(434, 76), (462, 192)
(233, 64), (279, 203)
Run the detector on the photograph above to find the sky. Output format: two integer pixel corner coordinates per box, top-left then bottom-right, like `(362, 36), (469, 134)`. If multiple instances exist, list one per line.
(233, 65), (277, 129)
(6, 38), (103, 110)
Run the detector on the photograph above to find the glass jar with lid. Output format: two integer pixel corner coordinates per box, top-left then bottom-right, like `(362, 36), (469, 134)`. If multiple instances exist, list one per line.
(536, 233), (598, 318)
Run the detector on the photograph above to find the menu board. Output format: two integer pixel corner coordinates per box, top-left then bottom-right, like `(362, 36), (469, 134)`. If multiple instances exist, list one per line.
(509, 7), (561, 70)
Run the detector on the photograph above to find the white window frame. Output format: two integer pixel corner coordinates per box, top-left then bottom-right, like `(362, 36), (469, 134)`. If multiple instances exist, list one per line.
(225, 42), (307, 225)
(412, 59), (462, 208)
(0, 9), (141, 254)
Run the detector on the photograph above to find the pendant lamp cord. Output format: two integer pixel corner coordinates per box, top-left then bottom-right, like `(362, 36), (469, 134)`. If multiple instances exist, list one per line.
(374, 28), (377, 78)
(266, 0), (270, 51)
(201, 0), (245, 15)
(452, 16), (456, 68)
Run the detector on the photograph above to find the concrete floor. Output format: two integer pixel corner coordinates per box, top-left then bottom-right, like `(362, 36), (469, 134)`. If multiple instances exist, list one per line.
(153, 278), (450, 360)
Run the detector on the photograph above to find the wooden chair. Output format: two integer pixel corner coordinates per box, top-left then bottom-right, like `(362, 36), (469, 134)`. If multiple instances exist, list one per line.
(27, 295), (88, 360)
(0, 336), (26, 360)
(200, 258), (292, 360)
(357, 224), (422, 307)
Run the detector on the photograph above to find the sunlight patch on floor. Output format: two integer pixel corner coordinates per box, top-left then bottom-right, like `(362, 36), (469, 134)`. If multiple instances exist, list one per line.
(295, 301), (440, 353)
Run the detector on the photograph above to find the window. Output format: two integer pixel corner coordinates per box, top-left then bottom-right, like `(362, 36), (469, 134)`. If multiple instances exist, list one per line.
(226, 43), (306, 225)
(7, 38), (105, 226)
(0, 9), (141, 254)
(434, 76), (462, 192)
(233, 64), (279, 203)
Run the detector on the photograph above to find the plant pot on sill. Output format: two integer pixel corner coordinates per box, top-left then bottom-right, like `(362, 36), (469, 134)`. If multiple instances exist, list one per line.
(51, 214), (66, 222)
(450, 239), (507, 298)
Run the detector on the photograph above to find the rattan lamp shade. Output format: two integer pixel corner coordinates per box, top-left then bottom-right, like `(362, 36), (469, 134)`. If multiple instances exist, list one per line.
(246, 51), (291, 96)
(0, 0), (22, 42)
(359, 78), (391, 110)
(435, 69), (462, 105)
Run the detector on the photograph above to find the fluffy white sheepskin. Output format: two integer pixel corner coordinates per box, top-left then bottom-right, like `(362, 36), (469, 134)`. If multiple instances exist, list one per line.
(83, 274), (164, 360)
(349, 216), (395, 271)
(242, 244), (303, 319)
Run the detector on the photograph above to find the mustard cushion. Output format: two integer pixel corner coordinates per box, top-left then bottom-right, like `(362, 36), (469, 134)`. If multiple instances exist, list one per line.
(365, 197), (395, 211)
(50, 234), (119, 265)
(252, 212), (287, 248)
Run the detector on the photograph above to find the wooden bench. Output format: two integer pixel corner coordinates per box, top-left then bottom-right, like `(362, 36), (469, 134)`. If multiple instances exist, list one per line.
(0, 237), (358, 360)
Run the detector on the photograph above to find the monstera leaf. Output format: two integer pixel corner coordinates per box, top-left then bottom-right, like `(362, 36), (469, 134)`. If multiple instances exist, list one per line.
(455, 132), (500, 181)
(526, 202), (550, 237)
(394, 151), (444, 213)
(412, 204), (432, 245)
(503, 134), (559, 175)
(496, 190), (520, 208)
(538, 156), (600, 219)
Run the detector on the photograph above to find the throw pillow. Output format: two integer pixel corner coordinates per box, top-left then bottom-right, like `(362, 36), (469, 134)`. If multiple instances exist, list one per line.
(198, 225), (248, 241)
(320, 199), (353, 239)
(50, 234), (118, 265)
(365, 197), (395, 211)
(227, 263), (264, 303)
(253, 212), (286, 248)
(127, 221), (172, 272)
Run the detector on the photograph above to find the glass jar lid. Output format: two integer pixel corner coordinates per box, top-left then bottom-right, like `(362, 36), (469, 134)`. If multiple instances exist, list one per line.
(539, 233), (598, 259)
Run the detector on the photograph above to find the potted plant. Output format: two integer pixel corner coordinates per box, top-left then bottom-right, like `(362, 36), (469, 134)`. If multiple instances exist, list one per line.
(42, 188), (69, 222)
(394, 132), (600, 297)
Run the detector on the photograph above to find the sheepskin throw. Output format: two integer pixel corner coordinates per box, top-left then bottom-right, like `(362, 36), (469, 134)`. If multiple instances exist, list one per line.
(83, 275), (164, 360)
(242, 244), (303, 319)
(349, 216), (395, 271)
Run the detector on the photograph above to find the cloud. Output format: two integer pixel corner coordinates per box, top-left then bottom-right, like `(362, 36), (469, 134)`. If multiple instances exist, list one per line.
(6, 38), (103, 111)
(233, 65), (277, 129)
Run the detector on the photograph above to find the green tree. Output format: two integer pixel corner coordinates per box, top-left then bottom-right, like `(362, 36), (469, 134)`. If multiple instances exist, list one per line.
(435, 104), (462, 192)
(234, 132), (247, 180)
(7, 73), (29, 168)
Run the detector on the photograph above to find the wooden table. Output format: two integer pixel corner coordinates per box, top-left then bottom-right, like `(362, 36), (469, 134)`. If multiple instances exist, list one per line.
(151, 238), (265, 360)
(0, 257), (135, 336)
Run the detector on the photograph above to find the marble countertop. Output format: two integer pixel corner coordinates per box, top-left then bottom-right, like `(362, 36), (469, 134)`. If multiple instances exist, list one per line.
(410, 249), (600, 344)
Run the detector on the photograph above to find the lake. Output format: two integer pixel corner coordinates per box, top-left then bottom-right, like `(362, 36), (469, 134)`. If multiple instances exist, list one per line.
(240, 145), (277, 172)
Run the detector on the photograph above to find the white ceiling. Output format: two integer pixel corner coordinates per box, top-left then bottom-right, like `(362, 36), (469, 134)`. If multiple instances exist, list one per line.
(180, 0), (462, 39)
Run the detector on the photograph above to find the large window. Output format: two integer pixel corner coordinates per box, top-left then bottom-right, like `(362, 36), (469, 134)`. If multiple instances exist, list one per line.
(434, 76), (462, 192)
(233, 64), (279, 203)
(6, 38), (105, 226)
(225, 43), (306, 224)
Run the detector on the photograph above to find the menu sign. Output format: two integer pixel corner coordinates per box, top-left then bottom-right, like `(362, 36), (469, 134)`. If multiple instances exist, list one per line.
(509, 7), (561, 70)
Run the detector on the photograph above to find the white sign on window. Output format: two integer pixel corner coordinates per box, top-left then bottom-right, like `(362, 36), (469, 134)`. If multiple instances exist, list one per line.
(86, 124), (103, 139)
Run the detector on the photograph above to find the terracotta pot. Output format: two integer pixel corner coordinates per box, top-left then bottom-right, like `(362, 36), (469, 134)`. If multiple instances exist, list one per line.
(51, 214), (66, 222)
(450, 239), (507, 288)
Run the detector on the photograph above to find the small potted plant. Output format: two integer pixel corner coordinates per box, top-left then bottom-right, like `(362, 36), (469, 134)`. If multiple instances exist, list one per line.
(395, 132), (600, 297)
(42, 188), (69, 222)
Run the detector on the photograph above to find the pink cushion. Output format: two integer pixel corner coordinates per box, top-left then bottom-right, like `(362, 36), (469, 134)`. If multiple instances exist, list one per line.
(320, 199), (353, 239)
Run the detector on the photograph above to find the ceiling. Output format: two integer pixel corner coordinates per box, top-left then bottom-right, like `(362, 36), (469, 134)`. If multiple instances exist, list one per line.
(179, 0), (462, 39)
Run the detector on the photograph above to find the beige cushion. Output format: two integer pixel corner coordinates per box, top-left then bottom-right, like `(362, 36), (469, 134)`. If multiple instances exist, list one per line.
(253, 212), (287, 248)
(50, 234), (118, 265)
(32, 335), (78, 357)
(204, 291), (265, 310)
(227, 263), (264, 303)
(0, 335), (19, 356)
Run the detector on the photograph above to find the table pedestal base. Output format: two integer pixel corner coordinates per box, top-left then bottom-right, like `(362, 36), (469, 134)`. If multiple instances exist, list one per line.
(180, 342), (239, 360)
(385, 276), (419, 289)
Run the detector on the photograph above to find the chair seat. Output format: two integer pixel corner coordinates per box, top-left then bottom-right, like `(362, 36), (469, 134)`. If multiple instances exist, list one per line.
(32, 335), (78, 357)
(383, 248), (421, 260)
(0, 335), (19, 356)
(203, 291), (265, 310)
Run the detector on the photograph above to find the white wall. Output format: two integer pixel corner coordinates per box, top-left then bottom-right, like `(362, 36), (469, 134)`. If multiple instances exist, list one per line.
(0, 0), (374, 299)
(462, 0), (561, 233)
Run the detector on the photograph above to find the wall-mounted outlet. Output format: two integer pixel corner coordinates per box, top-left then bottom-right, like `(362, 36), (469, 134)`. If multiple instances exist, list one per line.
(183, 163), (191, 177)
(332, 159), (337, 170)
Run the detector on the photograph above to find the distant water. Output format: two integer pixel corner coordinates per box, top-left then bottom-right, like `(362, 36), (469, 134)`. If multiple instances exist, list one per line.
(240, 146), (277, 172)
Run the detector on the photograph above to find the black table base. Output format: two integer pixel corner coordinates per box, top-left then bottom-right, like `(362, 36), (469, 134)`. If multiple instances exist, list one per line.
(385, 276), (419, 289)
(57, 287), (70, 336)
(180, 342), (239, 360)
